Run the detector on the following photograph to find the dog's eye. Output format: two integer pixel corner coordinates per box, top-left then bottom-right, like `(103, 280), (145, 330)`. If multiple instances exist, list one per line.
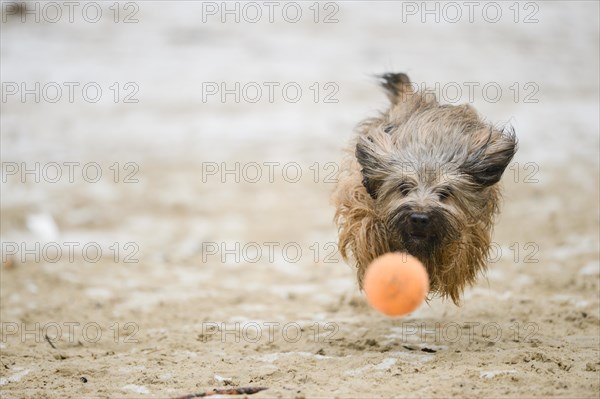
(437, 186), (453, 201)
(384, 125), (393, 134)
(398, 182), (412, 196)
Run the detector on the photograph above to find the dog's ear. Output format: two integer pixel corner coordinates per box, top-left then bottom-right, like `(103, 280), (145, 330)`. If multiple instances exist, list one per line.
(355, 136), (388, 199)
(378, 73), (414, 104)
(461, 126), (518, 186)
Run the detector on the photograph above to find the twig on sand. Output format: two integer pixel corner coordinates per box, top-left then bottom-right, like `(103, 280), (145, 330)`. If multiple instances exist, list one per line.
(174, 387), (268, 399)
(44, 334), (57, 349)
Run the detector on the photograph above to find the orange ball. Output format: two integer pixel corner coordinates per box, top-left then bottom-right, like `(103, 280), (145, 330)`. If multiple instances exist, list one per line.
(363, 252), (429, 317)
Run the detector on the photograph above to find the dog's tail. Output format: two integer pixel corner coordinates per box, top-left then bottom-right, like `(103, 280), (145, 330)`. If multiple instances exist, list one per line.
(377, 72), (413, 104)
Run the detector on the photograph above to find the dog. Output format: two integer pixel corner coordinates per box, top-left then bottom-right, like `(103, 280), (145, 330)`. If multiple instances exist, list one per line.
(333, 73), (517, 304)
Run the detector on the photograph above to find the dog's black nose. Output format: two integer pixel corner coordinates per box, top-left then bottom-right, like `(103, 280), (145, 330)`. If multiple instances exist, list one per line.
(410, 213), (429, 227)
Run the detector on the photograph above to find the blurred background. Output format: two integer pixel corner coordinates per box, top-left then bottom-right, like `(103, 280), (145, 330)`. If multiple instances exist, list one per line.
(1, 1), (598, 398)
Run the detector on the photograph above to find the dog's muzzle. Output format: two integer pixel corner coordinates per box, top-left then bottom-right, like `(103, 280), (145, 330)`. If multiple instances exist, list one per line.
(408, 212), (430, 238)
(391, 210), (442, 256)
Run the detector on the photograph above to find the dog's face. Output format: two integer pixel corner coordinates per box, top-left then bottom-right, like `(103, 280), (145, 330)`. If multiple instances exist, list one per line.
(355, 75), (517, 260)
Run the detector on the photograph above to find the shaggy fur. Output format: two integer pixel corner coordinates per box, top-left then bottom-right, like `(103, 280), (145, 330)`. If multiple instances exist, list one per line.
(333, 73), (517, 304)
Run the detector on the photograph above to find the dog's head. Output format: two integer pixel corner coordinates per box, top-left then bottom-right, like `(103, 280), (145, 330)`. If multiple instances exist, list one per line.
(355, 73), (517, 258)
